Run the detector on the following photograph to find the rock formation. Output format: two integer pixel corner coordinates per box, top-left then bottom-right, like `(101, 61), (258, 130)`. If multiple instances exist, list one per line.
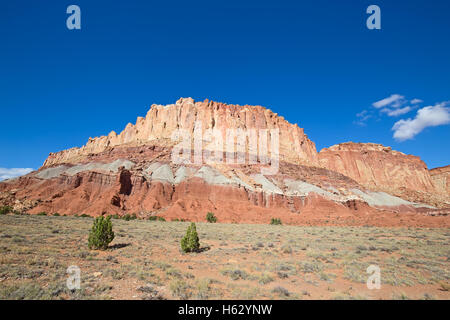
(1, 98), (448, 227)
(43, 98), (318, 168)
(318, 143), (435, 193)
(430, 165), (450, 196)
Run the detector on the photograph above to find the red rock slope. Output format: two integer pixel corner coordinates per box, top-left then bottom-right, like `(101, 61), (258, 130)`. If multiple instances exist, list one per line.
(430, 165), (450, 196)
(318, 142), (449, 208)
(0, 98), (448, 227)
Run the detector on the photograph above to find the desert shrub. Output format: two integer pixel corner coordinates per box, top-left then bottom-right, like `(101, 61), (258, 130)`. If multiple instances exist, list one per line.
(270, 218), (282, 225)
(272, 286), (290, 297)
(37, 212), (47, 216)
(181, 223), (200, 253)
(196, 278), (212, 299)
(258, 272), (274, 284)
(440, 282), (450, 291)
(88, 216), (115, 250)
(111, 214), (120, 219)
(206, 212), (217, 223)
(170, 279), (191, 299)
(53, 213), (60, 216)
(80, 213), (90, 218)
(148, 215), (165, 221)
(0, 206), (13, 215)
(281, 245), (293, 254)
(221, 268), (249, 281)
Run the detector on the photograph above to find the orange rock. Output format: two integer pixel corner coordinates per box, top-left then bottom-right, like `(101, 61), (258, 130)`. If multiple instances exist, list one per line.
(430, 165), (450, 196)
(1, 98), (448, 227)
(43, 98), (318, 168)
(318, 142), (436, 194)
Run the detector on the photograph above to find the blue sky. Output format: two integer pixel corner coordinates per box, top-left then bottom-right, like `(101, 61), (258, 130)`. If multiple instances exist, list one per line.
(0, 0), (449, 178)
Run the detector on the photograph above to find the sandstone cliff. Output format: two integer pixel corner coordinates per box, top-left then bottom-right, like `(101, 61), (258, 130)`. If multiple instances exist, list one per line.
(1, 98), (448, 227)
(318, 142), (436, 194)
(430, 165), (450, 196)
(43, 98), (319, 168)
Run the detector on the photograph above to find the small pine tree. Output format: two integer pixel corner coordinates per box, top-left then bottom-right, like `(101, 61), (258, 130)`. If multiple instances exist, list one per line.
(181, 223), (200, 253)
(88, 216), (115, 250)
(206, 212), (217, 223)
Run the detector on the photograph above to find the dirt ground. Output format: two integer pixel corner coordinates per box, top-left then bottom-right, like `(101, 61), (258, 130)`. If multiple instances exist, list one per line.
(0, 214), (449, 300)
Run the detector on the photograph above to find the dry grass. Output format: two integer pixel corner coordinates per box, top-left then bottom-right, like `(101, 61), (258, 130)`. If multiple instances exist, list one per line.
(0, 215), (448, 300)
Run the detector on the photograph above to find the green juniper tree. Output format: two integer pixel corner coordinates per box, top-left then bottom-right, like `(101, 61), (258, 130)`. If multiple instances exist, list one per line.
(181, 223), (200, 253)
(88, 216), (115, 250)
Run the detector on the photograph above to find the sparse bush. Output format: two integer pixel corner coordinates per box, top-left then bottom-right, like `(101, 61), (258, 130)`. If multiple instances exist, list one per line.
(277, 271), (289, 279)
(422, 293), (435, 300)
(221, 268), (248, 281)
(258, 272), (274, 284)
(270, 218), (282, 225)
(148, 215), (165, 221)
(440, 282), (450, 291)
(196, 278), (212, 299)
(80, 213), (90, 218)
(88, 216), (115, 250)
(181, 223), (200, 253)
(123, 213), (137, 221)
(281, 245), (293, 254)
(166, 267), (182, 279)
(272, 286), (290, 297)
(301, 261), (322, 273)
(0, 206), (13, 215)
(206, 212), (217, 223)
(319, 272), (336, 282)
(53, 213), (60, 216)
(170, 279), (191, 299)
(37, 212), (47, 216)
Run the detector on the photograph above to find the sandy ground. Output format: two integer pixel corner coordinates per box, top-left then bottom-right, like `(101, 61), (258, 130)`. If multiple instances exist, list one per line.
(0, 214), (449, 300)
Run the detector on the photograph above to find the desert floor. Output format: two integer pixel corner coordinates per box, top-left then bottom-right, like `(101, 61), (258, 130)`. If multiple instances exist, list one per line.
(0, 214), (449, 300)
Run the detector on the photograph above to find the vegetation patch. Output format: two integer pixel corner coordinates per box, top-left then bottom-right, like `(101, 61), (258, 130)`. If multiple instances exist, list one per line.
(270, 218), (282, 225)
(180, 223), (200, 253)
(206, 212), (217, 223)
(88, 216), (115, 250)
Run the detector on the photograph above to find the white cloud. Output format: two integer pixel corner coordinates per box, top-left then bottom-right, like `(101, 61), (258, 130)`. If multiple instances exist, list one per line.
(373, 94), (405, 109)
(0, 168), (34, 181)
(355, 110), (372, 126)
(392, 102), (450, 141)
(410, 98), (423, 104)
(381, 106), (412, 117)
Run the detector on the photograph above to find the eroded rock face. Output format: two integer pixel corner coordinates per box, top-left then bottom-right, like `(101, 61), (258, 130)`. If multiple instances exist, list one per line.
(430, 165), (450, 196)
(0, 98), (448, 227)
(43, 98), (319, 168)
(318, 142), (436, 194)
